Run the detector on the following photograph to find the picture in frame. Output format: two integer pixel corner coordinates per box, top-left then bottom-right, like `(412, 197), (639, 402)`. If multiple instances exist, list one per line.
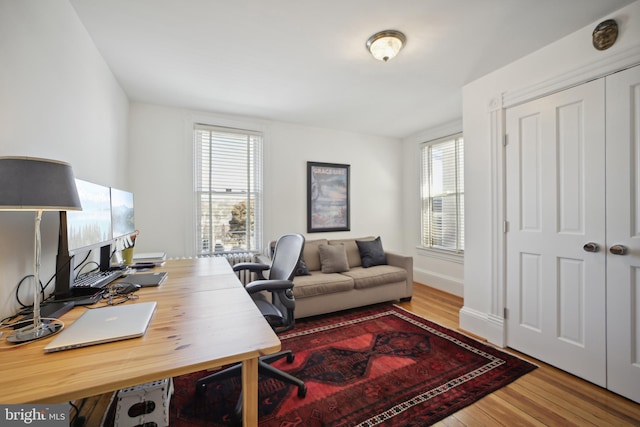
(307, 162), (350, 233)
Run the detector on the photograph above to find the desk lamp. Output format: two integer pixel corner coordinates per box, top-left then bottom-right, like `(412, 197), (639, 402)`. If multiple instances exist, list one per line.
(0, 157), (81, 343)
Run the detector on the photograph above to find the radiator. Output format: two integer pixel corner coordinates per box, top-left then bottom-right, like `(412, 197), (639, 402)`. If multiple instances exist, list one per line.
(213, 252), (257, 284)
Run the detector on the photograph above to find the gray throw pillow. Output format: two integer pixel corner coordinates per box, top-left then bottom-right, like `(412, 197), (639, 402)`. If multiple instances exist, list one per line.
(356, 236), (387, 268)
(318, 244), (350, 273)
(295, 257), (311, 276)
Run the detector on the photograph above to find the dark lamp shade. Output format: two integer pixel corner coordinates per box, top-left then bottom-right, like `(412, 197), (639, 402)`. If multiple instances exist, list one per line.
(0, 157), (81, 211)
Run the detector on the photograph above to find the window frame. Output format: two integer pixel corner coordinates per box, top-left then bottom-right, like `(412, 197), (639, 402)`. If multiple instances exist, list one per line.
(420, 132), (464, 258)
(193, 123), (263, 256)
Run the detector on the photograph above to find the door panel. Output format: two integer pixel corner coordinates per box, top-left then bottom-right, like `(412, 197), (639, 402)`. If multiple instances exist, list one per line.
(605, 65), (640, 403)
(506, 79), (607, 386)
(558, 257), (585, 346)
(520, 253), (541, 331)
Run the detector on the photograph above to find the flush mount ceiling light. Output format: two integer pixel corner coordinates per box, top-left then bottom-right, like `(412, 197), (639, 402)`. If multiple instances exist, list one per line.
(366, 30), (406, 62)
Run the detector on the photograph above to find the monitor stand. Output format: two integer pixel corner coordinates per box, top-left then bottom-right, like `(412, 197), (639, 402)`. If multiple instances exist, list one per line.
(53, 287), (103, 305)
(12, 301), (75, 329)
(54, 212), (110, 305)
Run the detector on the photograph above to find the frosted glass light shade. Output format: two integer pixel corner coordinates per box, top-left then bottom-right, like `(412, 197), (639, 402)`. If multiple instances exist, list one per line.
(366, 30), (406, 62)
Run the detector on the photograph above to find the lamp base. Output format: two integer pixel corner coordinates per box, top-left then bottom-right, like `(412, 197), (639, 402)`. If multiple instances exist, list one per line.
(6, 322), (62, 343)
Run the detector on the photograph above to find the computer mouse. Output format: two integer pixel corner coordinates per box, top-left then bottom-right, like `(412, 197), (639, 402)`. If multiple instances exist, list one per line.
(114, 283), (141, 295)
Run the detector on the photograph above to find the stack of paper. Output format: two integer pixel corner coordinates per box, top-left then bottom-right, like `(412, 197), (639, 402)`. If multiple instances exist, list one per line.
(131, 252), (166, 267)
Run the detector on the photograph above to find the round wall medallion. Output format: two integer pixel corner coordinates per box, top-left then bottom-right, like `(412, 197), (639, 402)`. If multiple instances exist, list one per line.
(592, 19), (618, 51)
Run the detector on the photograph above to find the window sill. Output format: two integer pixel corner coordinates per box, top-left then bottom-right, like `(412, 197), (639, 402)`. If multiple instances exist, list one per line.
(416, 247), (464, 264)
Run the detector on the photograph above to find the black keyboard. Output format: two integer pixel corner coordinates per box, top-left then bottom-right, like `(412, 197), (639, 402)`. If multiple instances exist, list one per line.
(74, 270), (123, 289)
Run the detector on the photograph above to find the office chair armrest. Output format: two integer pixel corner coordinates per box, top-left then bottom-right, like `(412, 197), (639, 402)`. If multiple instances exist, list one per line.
(233, 262), (270, 279)
(245, 279), (293, 294)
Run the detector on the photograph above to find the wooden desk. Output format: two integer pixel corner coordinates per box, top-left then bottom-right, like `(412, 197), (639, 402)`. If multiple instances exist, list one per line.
(0, 257), (281, 426)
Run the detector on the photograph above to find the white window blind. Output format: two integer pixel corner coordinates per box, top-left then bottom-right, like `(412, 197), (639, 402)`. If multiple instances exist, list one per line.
(194, 124), (263, 255)
(421, 134), (464, 252)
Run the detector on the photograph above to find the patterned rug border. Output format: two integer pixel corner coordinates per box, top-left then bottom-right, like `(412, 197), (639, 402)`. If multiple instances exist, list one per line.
(390, 304), (540, 368)
(277, 303), (539, 426)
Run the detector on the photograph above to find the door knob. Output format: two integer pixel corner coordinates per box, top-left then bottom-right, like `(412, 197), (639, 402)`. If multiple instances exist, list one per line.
(609, 245), (628, 255)
(583, 242), (599, 252)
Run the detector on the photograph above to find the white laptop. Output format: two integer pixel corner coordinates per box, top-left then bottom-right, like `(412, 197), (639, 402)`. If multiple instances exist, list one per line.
(43, 302), (157, 353)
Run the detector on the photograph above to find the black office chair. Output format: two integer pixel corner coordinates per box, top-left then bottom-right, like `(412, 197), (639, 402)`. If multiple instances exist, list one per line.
(195, 233), (307, 422)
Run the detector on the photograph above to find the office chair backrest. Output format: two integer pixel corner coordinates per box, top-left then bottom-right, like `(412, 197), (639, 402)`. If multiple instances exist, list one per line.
(270, 234), (305, 281)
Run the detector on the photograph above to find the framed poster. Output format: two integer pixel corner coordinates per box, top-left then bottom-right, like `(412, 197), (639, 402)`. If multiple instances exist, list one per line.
(307, 162), (350, 232)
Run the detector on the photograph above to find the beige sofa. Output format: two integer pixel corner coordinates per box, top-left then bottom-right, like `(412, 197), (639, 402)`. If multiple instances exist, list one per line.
(282, 236), (413, 319)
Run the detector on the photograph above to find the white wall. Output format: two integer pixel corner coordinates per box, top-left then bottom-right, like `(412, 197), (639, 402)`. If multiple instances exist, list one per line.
(461, 0), (640, 344)
(0, 1), (407, 322)
(128, 103), (405, 259)
(0, 0), (129, 318)
(401, 120), (464, 297)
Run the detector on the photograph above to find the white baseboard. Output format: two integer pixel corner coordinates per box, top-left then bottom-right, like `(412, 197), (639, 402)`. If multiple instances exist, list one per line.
(459, 306), (506, 347)
(414, 268), (463, 297)
(486, 313), (506, 347)
(459, 305), (486, 336)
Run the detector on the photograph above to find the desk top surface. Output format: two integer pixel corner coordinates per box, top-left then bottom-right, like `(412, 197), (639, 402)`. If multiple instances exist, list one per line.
(0, 257), (281, 404)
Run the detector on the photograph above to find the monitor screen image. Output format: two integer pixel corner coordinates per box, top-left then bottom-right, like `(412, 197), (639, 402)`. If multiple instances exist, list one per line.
(110, 187), (135, 239)
(66, 179), (112, 254)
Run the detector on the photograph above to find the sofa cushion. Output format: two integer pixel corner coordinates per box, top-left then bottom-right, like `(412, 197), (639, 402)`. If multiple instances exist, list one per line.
(302, 239), (327, 271)
(318, 244), (350, 273)
(292, 272), (354, 298)
(356, 236), (387, 268)
(341, 265), (407, 290)
(328, 236), (375, 268)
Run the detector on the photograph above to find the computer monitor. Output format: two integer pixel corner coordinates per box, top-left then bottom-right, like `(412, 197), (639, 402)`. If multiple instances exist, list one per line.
(67, 179), (113, 254)
(110, 187), (135, 240)
(55, 179), (114, 300)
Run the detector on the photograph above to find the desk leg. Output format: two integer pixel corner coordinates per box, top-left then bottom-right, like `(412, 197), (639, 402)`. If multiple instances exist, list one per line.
(242, 358), (259, 426)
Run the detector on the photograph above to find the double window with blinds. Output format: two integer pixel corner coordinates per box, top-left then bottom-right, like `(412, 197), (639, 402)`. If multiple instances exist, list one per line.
(420, 133), (464, 253)
(194, 124), (263, 256)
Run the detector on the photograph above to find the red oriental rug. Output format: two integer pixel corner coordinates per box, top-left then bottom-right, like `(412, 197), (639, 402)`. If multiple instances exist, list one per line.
(144, 305), (536, 426)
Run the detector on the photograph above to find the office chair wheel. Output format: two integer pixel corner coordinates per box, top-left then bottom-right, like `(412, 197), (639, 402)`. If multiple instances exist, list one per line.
(195, 383), (207, 396)
(287, 353), (295, 363)
(298, 384), (307, 398)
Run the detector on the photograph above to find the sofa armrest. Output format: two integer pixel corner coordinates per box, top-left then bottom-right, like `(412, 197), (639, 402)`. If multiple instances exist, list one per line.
(386, 251), (413, 296)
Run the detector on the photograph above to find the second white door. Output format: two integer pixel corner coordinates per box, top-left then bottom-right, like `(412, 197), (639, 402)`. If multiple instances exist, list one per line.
(506, 78), (607, 386)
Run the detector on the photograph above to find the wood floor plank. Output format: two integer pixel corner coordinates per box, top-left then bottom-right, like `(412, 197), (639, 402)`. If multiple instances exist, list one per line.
(521, 369), (640, 426)
(451, 403), (502, 426)
(475, 392), (547, 427)
(433, 415), (467, 427)
(496, 382), (596, 426)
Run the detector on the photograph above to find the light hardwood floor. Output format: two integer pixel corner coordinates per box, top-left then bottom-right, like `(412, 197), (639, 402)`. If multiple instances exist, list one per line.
(397, 284), (640, 427)
(75, 283), (640, 426)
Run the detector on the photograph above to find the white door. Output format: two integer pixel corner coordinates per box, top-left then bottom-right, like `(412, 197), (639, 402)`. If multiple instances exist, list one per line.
(505, 79), (607, 386)
(605, 65), (640, 403)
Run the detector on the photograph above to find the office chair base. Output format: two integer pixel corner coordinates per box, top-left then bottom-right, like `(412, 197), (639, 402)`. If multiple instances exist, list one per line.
(296, 384), (307, 398)
(257, 359), (306, 397)
(195, 363), (242, 395)
(260, 349), (294, 364)
(194, 352), (306, 397)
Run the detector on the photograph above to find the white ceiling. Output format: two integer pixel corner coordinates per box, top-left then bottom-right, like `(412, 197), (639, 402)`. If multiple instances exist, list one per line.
(70, 0), (635, 139)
